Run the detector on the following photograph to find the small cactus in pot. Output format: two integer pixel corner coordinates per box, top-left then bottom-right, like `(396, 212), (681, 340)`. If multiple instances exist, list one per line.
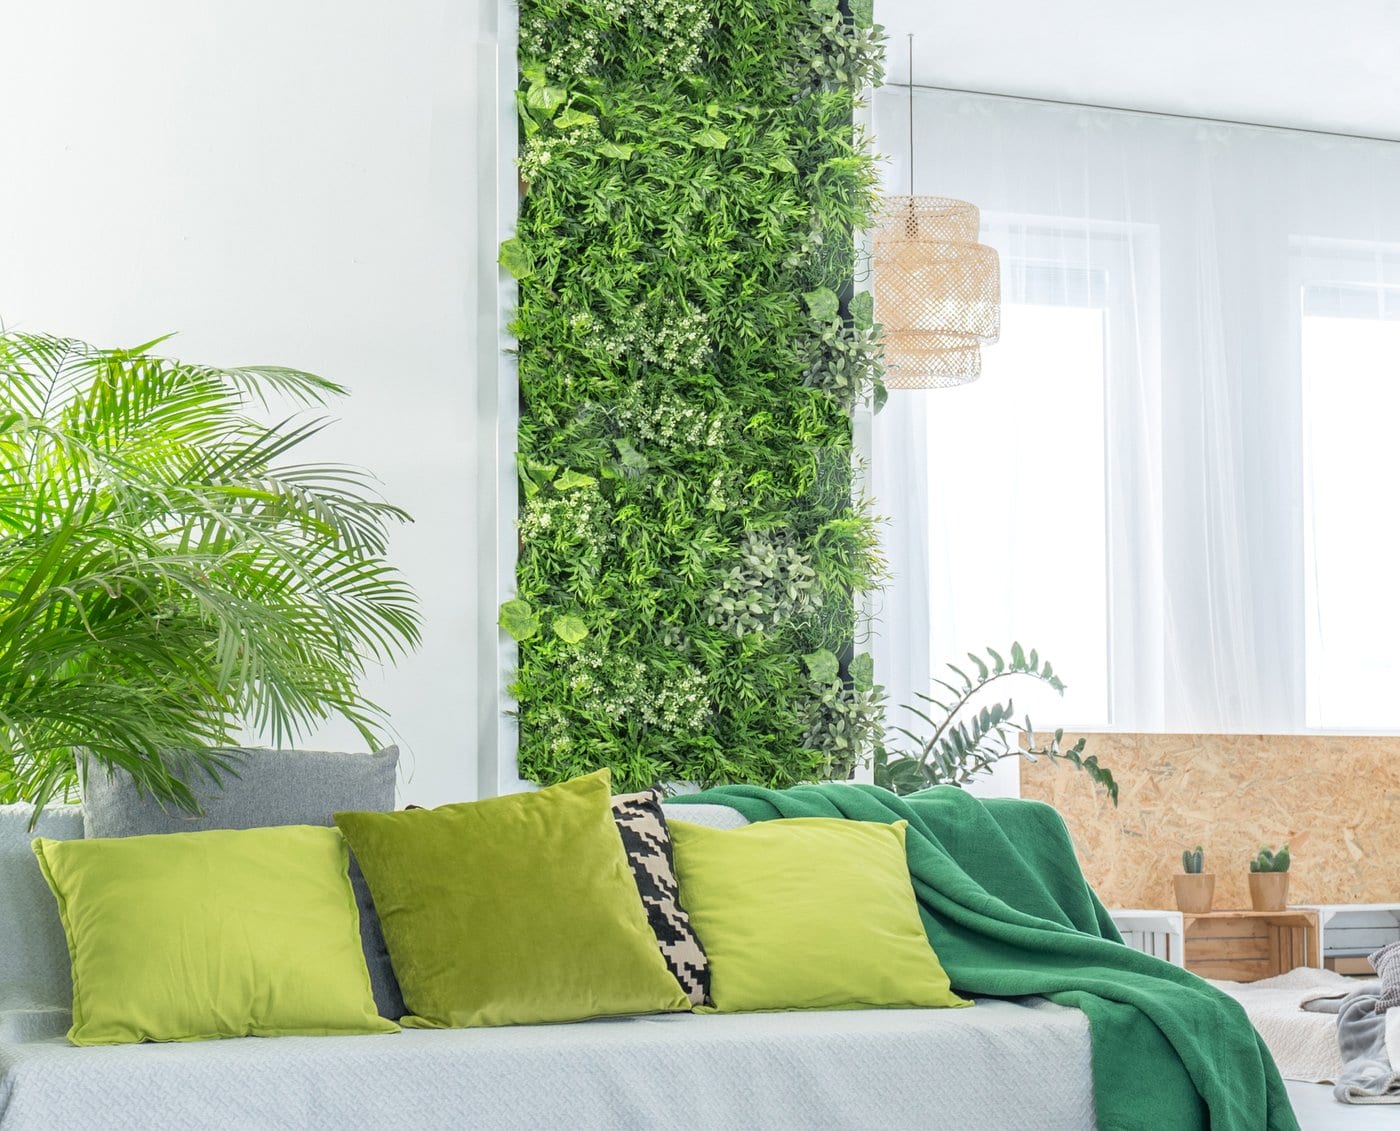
(1249, 845), (1290, 874)
(1173, 845), (1215, 914)
(1248, 844), (1290, 911)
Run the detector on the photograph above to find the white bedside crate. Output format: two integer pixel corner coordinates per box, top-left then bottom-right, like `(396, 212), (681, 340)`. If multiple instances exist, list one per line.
(1292, 903), (1400, 968)
(1109, 908), (1185, 966)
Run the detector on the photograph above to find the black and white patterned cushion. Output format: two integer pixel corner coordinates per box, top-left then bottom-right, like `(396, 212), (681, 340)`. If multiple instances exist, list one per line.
(611, 789), (710, 1006)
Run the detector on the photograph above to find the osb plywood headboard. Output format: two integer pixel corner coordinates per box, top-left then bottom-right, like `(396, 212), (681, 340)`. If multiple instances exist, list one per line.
(1019, 733), (1400, 910)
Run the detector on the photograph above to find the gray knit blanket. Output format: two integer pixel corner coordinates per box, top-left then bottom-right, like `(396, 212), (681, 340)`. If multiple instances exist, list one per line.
(1334, 986), (1400, 1104)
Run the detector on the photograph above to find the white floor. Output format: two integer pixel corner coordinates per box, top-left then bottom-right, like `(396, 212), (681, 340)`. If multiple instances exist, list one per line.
(1285, 1081), (1397, 1130)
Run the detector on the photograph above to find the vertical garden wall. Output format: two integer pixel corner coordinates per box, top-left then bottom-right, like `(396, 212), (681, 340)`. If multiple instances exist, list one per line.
(502, 0), (887, 792)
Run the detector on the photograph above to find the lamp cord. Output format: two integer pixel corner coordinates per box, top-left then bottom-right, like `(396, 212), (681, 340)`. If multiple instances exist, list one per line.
(908, 33), (915, 198)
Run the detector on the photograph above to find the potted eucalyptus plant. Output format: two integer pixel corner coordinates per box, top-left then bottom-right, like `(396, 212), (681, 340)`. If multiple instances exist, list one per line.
(872, 643), (1118, 803)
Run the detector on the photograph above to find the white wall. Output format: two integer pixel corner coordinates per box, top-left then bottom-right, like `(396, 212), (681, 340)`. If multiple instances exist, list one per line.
(0, 0), (509, 807)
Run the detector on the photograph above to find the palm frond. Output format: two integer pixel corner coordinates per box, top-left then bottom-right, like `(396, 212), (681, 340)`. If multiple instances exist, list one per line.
(0, 330), (419, 813)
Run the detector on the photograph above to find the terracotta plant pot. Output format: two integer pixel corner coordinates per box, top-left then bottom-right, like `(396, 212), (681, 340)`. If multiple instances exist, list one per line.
(1249, 872), (1289, 912)
(1173, 873), (1215, 914)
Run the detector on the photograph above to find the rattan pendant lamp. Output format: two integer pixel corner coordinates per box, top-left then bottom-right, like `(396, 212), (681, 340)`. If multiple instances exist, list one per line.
(873, 35), (1000, 388)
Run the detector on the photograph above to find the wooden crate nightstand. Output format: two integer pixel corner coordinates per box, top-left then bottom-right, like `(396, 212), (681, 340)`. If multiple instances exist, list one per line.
(1182, 909), (1321, 982)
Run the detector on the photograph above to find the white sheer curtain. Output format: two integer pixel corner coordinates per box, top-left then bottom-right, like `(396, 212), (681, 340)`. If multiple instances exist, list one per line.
(870, 88), (1400, 739)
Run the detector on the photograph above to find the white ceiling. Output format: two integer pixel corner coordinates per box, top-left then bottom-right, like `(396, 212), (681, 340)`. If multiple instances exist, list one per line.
(879, 0), (1400, 140)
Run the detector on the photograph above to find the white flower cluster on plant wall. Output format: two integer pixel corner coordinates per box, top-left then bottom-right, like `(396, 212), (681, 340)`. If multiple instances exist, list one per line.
(613, 383), (727, 451)
(535, 650), (714, 763)
(518, 483), (612, 548)
(520, 0), (710, 79)
(519, 121), (604, 183)
(577, 301), (713, 374)
(518, 15), (602, 79)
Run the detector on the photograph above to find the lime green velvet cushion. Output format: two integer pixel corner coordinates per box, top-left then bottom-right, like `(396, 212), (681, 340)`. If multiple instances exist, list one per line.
(31, 825), (398, 1045)
(668, 817), (971, 1013)
(334, 769), (691, 1028)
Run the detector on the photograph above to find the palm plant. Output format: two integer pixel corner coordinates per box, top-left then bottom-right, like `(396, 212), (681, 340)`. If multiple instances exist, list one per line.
(0, 331), (420, 813)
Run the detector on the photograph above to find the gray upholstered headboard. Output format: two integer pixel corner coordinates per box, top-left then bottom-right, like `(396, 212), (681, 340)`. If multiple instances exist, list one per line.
(0, 804), (83, 1010)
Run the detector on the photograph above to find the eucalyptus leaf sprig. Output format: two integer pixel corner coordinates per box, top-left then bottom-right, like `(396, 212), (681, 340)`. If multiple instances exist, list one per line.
(873, 644), (1119, 804)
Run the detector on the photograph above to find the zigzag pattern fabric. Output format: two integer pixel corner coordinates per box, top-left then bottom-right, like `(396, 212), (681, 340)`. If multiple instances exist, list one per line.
(611, 789), (709, 1006)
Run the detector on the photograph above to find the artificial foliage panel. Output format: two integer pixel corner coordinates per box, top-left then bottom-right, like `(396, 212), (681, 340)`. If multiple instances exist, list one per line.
(504, 0), (887, 792)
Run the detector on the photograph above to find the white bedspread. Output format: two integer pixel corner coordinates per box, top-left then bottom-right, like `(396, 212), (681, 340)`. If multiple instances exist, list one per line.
(1, 998), (1094, 1131)
(1209, 967), (1360, 1083)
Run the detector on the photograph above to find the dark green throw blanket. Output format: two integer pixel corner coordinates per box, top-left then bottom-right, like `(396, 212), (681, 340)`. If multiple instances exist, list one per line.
(668, 783), (1298, 1131)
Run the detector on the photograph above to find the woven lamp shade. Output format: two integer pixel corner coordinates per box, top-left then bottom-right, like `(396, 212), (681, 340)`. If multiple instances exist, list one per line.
(873, 195), (1001, 389)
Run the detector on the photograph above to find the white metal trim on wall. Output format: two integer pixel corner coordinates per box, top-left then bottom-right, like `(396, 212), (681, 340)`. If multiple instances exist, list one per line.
(479, 0), (525, 798)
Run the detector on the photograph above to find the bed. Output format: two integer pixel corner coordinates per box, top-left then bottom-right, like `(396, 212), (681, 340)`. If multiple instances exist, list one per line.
(0, 800), (1097, 1130)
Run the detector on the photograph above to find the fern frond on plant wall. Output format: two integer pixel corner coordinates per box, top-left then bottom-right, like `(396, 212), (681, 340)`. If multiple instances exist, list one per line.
(503, 0), (888, 791)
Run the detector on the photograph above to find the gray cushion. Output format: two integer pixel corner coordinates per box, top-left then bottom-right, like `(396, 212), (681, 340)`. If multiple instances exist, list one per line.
(81, 746), (405, 1021)
(1370, 940), (1400, 1011)
(660, 801), (751, 830)
(0, 804), (84, 1009)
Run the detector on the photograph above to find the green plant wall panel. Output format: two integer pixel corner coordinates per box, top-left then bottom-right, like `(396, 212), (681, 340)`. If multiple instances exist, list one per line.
(505, 0), (887, 792)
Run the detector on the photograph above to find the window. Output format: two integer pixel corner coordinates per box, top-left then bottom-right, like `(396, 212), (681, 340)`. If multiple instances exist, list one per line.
(919, 226), (1155, 730)
(926, 300), (1110, 725)
(1303, 280), (1400, 728)
(873, 86), (1400, 736)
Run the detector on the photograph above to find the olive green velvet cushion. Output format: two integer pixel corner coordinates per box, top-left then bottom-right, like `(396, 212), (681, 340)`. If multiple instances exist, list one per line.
(31, 825), (398, 1045)
(668, 817), (971, 1013)
(334, 769), (691, 1028)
